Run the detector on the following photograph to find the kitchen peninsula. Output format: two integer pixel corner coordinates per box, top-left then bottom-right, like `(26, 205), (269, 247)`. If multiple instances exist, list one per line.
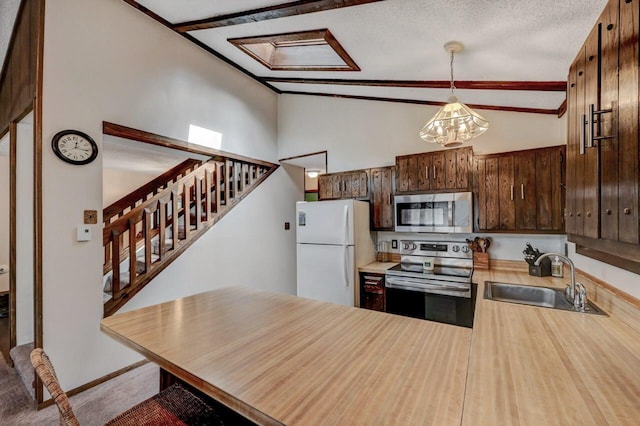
(101, 273), (640, 426)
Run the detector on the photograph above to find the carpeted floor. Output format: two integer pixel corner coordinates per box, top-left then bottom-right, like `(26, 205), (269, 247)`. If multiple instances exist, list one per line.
(0, 351), (159, 425)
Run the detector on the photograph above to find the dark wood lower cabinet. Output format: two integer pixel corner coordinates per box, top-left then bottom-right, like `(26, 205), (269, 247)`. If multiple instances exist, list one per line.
(359, 273), (385, 312)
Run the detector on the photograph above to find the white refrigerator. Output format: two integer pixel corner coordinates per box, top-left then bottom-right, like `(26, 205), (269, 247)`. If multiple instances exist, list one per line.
(296, 199), (375, 306)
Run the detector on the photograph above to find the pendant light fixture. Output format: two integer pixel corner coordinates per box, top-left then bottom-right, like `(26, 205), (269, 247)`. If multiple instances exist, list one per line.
(419, 41), (489, 147)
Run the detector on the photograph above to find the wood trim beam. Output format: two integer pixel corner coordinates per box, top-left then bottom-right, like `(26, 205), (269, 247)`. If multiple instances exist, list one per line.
(34, 0), (46, 406)
(266, 77), (567, 92)
(9, 122), (16, 355)
(172, 0), (384, 32)
(103, 122), (275, 168)
(279, 150), (328, 162)
(282, 91), (560, 115)
(557, 98), (567, 118)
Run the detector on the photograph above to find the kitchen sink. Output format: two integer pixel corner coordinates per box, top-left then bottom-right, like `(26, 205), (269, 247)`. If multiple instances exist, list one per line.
(484, 282), (607, 315)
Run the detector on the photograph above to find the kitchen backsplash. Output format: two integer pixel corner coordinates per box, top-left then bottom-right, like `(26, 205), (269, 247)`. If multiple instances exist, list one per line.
(376, 232), (567, 262)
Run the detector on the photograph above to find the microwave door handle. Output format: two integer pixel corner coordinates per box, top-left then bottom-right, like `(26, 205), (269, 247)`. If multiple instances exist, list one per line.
(448, 201), (454, 226)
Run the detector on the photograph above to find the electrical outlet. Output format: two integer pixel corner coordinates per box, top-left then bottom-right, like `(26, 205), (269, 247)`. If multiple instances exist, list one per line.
(391, 240), (398, 249)
(284, 222), (290, 230)
(84, 210), (98, 224)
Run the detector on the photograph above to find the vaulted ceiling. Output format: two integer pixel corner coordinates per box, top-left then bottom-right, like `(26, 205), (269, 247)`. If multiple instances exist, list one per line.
(0, 0), (609, 116)
(127, 0), (608, 115)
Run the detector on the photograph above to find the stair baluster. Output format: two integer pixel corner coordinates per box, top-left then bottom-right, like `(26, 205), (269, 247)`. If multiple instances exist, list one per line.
(103, 158), (277, 317)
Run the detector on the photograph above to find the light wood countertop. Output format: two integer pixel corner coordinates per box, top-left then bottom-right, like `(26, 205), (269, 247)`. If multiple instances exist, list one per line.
(101, 271), (640, 425)
(102, 287), (471, 426)
(465, 270), (640, 425)
(358, 261), (398, 274)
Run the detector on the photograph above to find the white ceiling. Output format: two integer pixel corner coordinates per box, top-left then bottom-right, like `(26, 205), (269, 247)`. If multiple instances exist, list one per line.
(136, 0), (607, 111)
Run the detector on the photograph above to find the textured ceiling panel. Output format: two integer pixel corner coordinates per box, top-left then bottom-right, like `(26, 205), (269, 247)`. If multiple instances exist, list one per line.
(136, 0), (291, 24)
(189, 0), (606, 82)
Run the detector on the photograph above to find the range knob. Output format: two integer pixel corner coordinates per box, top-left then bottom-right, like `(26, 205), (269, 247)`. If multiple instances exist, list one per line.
(452, 245), (460, 253)
(403, 243), (416, 251)
(461, 246), (470, 253)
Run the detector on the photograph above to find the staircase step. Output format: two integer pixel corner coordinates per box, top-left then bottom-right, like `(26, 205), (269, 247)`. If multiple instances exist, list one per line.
(9, 342), (35, 400)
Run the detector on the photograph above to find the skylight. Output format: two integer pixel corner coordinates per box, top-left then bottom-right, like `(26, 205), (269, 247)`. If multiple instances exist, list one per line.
(229, 29), (359, 71)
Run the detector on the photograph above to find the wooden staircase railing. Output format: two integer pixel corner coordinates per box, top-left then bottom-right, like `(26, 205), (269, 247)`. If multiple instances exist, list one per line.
(102, 157), (278, 317)
(103, 158), (201, 226)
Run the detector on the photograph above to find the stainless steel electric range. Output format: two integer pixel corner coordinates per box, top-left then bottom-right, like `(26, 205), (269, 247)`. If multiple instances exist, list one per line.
(385, 240), (476, 328)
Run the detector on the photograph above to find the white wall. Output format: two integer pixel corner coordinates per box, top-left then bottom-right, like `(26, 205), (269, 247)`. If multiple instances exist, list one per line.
(377, 232), (566, 262)
(16, 121), (34, 345)
(103, 168), (165, 207)
(121, 165), (303, 312)
(567, 243), (640, 299)
(41, 0), (299, 391)
(278, 94), (567, 171)
(0, 0), (20, 73)
(0, 134), (9, 294)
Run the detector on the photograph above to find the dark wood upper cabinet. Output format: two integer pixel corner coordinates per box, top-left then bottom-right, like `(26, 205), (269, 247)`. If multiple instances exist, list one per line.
(515, 152), (537, 230)
(474, 146), (565, 234)
(497, 156), (515, 230)
(395, 146), (472, 194)
(370, 167), (394, 231)
(617, 0), (639, 246)
(565, 0), (640, 273)
(318, 170), (369, 200)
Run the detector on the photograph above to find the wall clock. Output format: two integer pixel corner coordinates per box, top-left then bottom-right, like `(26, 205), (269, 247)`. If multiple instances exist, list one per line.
(51, 130), (98, 165)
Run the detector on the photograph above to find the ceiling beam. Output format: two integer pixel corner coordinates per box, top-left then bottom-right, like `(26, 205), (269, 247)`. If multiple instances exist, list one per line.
(281, 91), (560, 115)
(172, 0), (384, 32)
(266, 77), (567, 92)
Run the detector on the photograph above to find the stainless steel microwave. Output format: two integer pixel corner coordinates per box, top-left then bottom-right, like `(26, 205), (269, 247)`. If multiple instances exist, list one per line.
(394, 192), (472, 233)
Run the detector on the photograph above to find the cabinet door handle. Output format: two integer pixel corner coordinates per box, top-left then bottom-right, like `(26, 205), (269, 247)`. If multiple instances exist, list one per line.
(589, 104), (594, 149)
(510, 185), (514, 201)
(388, 193), (392, 204)
(433, 166), (436, 180)
(580, 113), (587, 155)
(521, 184), (524, 200)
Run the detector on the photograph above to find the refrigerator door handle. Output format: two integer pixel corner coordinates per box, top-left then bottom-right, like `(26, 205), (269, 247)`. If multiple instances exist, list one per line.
(343, 205), (349, 286)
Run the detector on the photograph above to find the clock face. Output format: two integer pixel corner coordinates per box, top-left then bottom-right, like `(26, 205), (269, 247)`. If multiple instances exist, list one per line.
(52, 130), (98, 165)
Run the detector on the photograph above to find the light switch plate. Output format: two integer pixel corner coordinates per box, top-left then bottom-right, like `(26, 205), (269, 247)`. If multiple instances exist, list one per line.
(77, 225), (92, 242)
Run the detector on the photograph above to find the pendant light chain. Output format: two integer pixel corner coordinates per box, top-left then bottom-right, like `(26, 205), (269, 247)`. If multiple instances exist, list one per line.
(419, 41), (490, 146)
(450, 50), (456, 94)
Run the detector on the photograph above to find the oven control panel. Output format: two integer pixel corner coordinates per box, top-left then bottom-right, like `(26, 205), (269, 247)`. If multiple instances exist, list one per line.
(401, 240), (472, 259)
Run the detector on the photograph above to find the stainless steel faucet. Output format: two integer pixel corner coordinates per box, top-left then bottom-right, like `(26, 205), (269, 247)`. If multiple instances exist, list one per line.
(534, 253), (586, 311)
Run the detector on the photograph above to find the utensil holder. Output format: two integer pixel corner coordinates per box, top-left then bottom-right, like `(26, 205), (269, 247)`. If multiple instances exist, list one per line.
(473, 252), (489, 270)
(529, 257), (551, 277)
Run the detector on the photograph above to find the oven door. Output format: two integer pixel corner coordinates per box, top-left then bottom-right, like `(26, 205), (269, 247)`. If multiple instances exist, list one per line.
(385, 282), (476, 328)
